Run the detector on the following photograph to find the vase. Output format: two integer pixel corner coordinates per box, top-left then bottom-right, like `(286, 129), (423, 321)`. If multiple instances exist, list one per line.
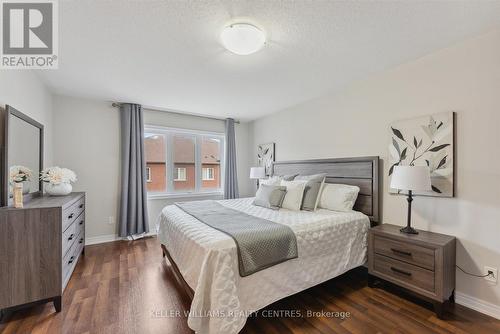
(45, 183), (72, 196)
(22, 181), (30, 194)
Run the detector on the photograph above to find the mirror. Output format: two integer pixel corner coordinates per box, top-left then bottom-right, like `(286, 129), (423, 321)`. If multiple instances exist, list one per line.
(2, 105), (44, 206)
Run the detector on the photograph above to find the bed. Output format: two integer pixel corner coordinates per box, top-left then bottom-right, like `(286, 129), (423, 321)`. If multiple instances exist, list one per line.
(157, 157), (379, 334)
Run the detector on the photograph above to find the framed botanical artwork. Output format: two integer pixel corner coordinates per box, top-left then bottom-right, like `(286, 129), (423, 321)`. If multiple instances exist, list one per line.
(388, 111), (455, 197)
(257, 142), (275, 176)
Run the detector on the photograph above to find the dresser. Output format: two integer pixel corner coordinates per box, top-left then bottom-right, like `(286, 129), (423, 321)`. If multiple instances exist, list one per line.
(368, 224), (456, 318)
(0, 192), (85, 317)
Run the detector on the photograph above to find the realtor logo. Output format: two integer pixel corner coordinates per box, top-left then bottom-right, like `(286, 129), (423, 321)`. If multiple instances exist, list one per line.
(1, 0), (58, 69)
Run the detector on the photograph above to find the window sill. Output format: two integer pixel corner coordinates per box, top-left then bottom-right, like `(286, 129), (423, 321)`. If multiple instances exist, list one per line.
(147, 191), (224, 200)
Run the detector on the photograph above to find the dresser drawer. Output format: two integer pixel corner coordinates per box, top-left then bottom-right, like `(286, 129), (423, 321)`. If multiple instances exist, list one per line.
(62, 219), (77, 257)
(373, 254), (435, 293)
(62, 197), (85, 232)
(62, 235), (83, 289)
(76, 219), (85, 248)
(373, 235), (435, 271)
(62, 238), (78, 282)
(75, 212), (85, 237)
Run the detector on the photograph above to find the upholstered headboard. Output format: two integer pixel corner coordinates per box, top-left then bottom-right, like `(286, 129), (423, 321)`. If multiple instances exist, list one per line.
(272, 156), (380, 223)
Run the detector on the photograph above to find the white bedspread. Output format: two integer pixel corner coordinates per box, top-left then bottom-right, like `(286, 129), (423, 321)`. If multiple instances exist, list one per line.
(157, 197), (370, 334)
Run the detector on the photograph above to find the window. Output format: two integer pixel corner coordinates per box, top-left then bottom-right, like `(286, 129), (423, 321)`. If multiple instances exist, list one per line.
(202, 167), (214, 180)
(201, 137), (222, 190)
(174, 167), (187, 181)
(144, 126), (224, 196)
(144, 134), (166, 192)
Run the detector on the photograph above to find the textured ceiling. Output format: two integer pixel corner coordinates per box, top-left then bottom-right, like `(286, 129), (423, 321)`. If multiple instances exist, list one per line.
(39, 0), (500, 121)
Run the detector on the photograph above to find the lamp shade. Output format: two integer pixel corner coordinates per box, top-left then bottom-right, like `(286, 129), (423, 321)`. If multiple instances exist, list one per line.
(390, 166), (432, 192)
(249, 167), (266, 179)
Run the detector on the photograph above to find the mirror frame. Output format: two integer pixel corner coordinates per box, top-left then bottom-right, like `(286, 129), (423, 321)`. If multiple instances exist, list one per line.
(2, 105), (44, 206)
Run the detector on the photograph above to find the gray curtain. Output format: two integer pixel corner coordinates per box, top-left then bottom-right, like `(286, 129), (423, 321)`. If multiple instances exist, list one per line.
(224, 118), (239, 199)
(119, 103), (149, 237)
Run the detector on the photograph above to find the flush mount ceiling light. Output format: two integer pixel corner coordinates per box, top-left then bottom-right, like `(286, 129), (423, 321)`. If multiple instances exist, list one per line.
(220, 23), (266, 55)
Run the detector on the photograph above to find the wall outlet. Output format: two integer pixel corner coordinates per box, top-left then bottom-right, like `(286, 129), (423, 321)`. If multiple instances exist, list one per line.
(484, 266), (498, 284)
(108, 216), (115, 225)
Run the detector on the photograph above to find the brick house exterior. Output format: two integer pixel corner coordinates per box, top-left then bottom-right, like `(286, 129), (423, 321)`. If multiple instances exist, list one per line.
(144, 134), (221, 192)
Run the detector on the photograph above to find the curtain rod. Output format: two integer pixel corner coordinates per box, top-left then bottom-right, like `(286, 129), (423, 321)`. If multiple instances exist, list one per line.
(111, 102), (240, 124)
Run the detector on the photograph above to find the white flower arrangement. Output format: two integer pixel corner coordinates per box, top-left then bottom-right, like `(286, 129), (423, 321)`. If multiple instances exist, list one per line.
(40, 167), (77, 185)
(9, 165), (33, 184)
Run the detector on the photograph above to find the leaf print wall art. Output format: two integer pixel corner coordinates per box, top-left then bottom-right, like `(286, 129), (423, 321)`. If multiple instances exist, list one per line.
(389, 112), (455, 197)
(257, 143), (275, 176)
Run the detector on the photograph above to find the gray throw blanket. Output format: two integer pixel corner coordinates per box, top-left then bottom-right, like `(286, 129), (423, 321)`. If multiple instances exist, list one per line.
(175, 200), (298, 277)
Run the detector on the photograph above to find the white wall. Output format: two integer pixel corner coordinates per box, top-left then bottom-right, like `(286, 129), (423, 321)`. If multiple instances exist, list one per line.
(52, 96), (120, 239)
(250, 28), (500, 313)
(52, 96), (253, 240)
(0, 71), (53, 165)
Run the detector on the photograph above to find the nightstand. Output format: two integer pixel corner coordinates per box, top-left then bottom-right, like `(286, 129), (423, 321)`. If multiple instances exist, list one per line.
(368, 224), (456, 318)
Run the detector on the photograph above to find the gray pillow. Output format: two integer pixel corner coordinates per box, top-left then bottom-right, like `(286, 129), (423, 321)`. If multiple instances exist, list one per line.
(295, 173), (327, 211)
(253, 184), (287, 210)
(280, 174), (298, 181)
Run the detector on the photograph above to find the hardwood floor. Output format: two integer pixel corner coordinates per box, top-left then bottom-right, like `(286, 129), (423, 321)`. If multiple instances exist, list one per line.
(1, 236), (499, 334)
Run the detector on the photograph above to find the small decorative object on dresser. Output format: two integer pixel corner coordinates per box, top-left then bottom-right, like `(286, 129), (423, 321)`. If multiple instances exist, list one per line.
(0, 192), (86, 319)
(368, 224), (456, 318)
(9, 165), (33, 195)
(40, 167), (77, 196)
(9, 166), (34, 208)
(390, 165), (431, 234)
(12, 183), (23, 208)
(249, 166), (266, 187)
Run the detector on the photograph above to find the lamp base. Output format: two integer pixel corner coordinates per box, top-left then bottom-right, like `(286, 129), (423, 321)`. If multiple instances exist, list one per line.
(400, 226), (419, 235)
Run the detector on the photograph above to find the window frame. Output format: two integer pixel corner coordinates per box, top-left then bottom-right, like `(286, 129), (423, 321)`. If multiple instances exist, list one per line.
(174, 167), (187, 181)
(145, 125), (225, 199)
(202, 167), (215, 181)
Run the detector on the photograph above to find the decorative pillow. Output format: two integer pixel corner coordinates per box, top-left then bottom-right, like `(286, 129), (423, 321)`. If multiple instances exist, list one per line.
(253, 185), (287, 210)
(259, 176), (281, 186)
(280, 180), (308, 211)
(318, 183), (360, 212)
(295, 173), (327, 211)
(259, 174), (298, 186)
(279, 174), (298, 181)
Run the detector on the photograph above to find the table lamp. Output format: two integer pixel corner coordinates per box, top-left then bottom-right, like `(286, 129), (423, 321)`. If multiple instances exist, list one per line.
(390, 166), (432, 235)
(249, 167), (266, 187)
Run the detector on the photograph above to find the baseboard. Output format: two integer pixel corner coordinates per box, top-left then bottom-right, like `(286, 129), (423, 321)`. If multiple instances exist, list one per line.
(456, 291), (500, 320)
(85, 234), (121, 245)
(85, 232), (157, 246)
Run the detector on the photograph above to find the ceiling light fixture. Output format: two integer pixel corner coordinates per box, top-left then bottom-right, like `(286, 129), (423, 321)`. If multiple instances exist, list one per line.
(220, 23), (266, 55)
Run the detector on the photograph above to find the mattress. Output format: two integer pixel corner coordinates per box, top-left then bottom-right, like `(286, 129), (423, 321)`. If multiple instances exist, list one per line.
(157, 197), (370, 334)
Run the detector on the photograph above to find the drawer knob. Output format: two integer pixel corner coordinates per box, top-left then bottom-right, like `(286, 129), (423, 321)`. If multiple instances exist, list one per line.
(79, 220), (84, 225)
(68, 213), (74, 219)
(390, 248), (412, 256)
(68, 256), (75, 264)
(79, 238), (84, 244)
(390, 266), (412, 276)
(79, 204), (84, 209)
(68, 234), (74, 241)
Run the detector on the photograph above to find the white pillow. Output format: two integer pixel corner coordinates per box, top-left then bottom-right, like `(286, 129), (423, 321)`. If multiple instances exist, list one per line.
(318, 183), (360, 212)
(260, 176), (281, 186)
(280, 180), (308, 211)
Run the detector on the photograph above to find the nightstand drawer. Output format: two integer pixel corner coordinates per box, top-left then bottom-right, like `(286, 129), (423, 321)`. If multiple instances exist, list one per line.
(374, 235), (435, 271)
(373, 254), (435, 292)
